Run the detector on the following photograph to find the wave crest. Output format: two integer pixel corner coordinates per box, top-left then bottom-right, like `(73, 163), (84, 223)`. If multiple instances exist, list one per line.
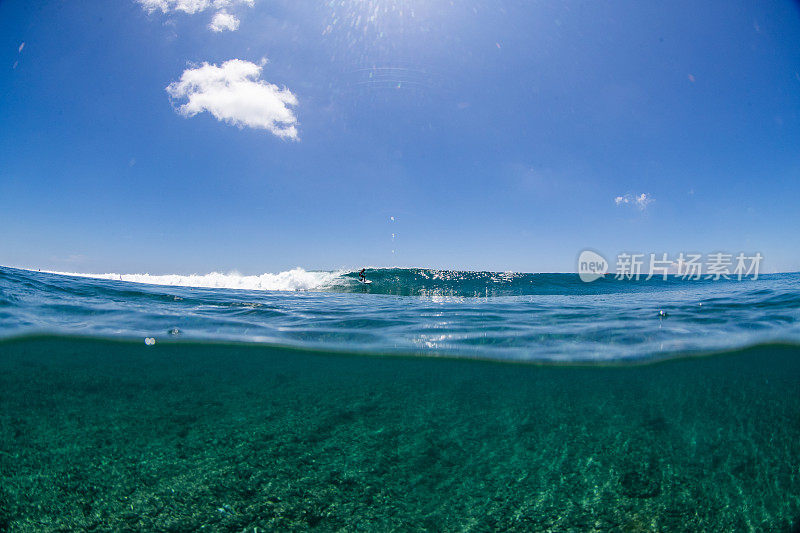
(48, 268), (343, 292)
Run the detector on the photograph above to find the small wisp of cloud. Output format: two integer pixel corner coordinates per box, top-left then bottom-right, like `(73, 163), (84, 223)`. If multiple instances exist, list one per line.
(12, 41), (25, 69)
(138, 0), (253, 15)
(138, 0), (253, 32)
(209, 10), (239, 32)
(615, 193), (653, 211)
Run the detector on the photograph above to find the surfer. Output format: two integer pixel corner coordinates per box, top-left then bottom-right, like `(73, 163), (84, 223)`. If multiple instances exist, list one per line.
(359, 268), (367, 282)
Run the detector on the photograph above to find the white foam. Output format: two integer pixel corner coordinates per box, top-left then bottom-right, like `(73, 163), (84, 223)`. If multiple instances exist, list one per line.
(45, 267), (345, 292)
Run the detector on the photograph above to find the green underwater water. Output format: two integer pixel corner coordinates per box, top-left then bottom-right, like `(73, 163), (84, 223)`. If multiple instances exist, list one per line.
(1, 336), (799, 531)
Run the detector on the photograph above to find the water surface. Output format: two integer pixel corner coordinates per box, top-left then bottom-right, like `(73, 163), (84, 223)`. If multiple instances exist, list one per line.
(1, 266), (799, 530)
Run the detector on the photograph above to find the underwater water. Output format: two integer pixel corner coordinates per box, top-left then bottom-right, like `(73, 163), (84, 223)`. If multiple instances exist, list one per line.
(1, 266), (799, 530)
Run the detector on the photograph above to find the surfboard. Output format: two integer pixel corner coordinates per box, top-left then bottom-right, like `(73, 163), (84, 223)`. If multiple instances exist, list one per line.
(357, 279), (372, 284)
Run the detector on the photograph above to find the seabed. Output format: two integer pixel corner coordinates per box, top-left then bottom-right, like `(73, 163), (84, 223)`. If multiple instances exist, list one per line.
(1, 336), (799, 531)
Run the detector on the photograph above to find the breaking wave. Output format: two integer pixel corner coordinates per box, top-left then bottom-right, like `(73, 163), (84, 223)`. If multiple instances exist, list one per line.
(34, 267), (800, 298)
(45, 268), (344, 292)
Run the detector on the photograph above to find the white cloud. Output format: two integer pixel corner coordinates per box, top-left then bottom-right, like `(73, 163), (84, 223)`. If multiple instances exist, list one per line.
(138, 0), (252, 14)
(166, 59), (299, 139)
(13, 42), (24, 69)
(138, 0), (253, 31)
(615, 193), (653, 210)
(139, 0), (212, 14)
(209, 10), (239, 32)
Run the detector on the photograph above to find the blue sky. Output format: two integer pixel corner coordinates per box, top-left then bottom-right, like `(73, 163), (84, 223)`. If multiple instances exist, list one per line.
(1, 0), (799, 274)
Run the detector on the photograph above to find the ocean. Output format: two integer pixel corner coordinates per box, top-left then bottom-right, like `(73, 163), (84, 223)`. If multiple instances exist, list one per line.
(1, 265), (799, 530)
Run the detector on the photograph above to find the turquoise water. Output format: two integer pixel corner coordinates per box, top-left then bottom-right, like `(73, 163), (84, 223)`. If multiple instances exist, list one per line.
(2, 266), (799, 362)
(1, 266), (800, 530)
